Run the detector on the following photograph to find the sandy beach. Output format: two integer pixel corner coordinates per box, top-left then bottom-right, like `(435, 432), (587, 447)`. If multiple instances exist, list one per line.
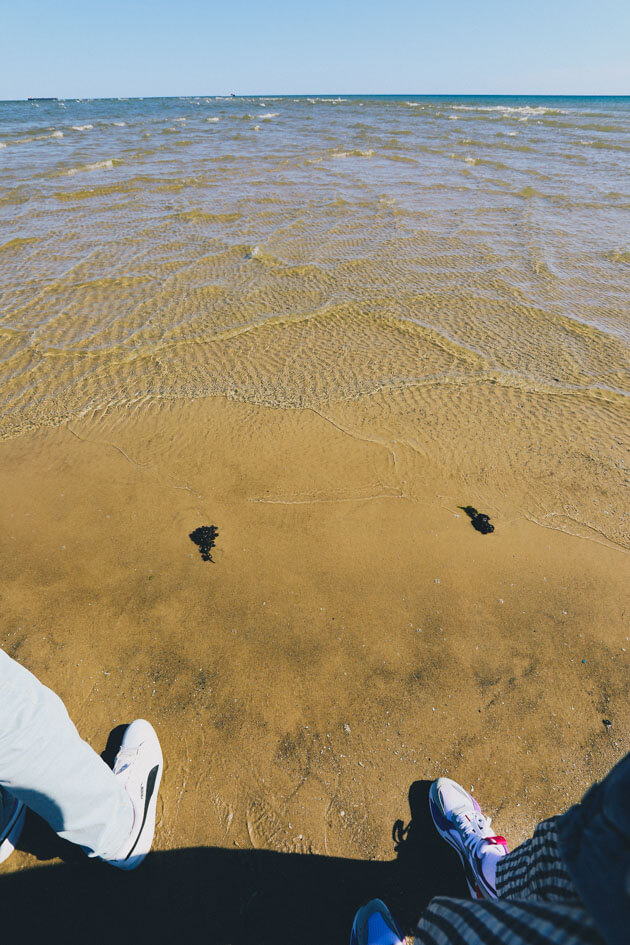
(0, 95), (629, 941)
(1, 395), (627, 871)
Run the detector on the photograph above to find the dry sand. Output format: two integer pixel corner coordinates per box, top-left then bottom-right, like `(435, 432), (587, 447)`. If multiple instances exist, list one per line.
(0, 394), (628, 940)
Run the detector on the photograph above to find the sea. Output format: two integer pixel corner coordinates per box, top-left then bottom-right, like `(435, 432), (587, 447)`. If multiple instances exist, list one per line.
(1, 95), (628, 544)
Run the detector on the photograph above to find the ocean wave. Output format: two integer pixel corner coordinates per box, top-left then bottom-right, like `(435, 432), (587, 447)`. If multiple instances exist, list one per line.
(71, 124), (94, 131)
(332, 148), (374, 158)
(3, 130), (65, 145)
(258, 112), (279, 119)
(451, 105), (567, 116)
(579, 139), (629, 152)
(112, 121), (126, 127)
(384, 153), (417, 164)
(65, 159), (118, 175)
(576, 122), (623, 133)
(206, 117), (220, 123)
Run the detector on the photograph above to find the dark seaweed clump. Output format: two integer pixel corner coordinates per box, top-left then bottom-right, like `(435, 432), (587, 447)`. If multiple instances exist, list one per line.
(189, 525), (219, 562)
(460, 506), (494, 535)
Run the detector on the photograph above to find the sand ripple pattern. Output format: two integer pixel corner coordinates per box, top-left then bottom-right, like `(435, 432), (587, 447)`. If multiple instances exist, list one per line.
(1, 95), (629, 544)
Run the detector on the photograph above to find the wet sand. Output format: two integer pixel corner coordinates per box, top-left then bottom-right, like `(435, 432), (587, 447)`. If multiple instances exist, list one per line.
(1, 394), (628, 892)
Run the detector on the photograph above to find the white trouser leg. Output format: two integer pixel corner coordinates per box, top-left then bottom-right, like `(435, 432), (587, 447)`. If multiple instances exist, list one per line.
(0, 648), (133, 859)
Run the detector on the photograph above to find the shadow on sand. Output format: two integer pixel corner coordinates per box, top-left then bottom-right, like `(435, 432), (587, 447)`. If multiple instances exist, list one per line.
(4, 780), (466, 944)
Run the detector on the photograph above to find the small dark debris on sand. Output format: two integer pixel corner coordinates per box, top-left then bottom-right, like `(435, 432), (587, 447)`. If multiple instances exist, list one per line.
(189, 525), (219, 562)
(460, 506), (494, 534)
(603, 719), (612, 730)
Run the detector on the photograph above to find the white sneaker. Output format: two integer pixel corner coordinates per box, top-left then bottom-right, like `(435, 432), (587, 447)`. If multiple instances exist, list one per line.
(0, 794), (26, 865)
(429, 777), (508, 899)
(105, 719), (163, 871)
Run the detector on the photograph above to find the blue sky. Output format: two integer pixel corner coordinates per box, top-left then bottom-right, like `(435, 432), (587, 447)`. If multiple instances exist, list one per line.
(2, 0), (629, 99)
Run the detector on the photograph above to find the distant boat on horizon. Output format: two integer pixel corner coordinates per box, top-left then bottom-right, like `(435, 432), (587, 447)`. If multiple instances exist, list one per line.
(28, 97), (58, 102)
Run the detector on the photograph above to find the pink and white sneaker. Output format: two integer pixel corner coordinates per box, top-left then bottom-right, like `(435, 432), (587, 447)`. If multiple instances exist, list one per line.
(429, 777), (508, 899)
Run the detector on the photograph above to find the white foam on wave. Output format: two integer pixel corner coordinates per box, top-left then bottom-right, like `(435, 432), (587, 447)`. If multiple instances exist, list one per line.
(72, 124), (93, 131)
(449, 115), (459, 120)
(66, 159), (115, 175)
(0, 142), (6, 149)
(112, 121), (126, 127)
(258, 112), (279, 120)
(206, 117), (220, 123)
(174, 117), (187, 122)
(8, 131), (65, 144)
(253, 124), (261, 131)
(332, 148), (374, 158)
(451, 105), (566, 116)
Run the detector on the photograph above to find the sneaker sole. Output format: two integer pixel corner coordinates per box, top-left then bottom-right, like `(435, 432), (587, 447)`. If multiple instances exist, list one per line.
(0, 801), (26, 865)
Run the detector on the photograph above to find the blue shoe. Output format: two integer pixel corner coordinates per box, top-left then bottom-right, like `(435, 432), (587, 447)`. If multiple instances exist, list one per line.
(350, 899), (404, 945)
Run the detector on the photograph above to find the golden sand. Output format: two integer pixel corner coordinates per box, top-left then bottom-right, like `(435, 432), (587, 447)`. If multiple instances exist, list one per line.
(1, 395), (627, 876)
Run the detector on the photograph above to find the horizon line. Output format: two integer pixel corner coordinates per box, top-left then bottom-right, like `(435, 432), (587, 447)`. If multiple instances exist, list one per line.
(3, 92), (630, 103)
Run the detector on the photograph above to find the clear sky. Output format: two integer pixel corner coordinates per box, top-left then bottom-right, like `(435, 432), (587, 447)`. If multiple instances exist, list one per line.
(2, 0), (629, 100)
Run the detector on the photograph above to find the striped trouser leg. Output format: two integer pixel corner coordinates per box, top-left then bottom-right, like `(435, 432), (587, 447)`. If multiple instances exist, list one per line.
(495, 816), (580, 903)
(413, 817), (605, 945)
(413, 896), (605, 945)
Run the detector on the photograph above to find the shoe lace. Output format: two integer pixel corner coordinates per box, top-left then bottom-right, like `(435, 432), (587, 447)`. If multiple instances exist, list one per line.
(453, 808), (492, 856)
(113, 745), (141, 776)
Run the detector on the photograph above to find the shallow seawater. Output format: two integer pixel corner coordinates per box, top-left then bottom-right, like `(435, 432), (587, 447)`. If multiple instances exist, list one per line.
(1, 95), (629, 545)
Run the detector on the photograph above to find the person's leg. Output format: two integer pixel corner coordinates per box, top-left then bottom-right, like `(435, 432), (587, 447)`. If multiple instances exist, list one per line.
(0, 786), (25, 863)
(0, 648), (133, 860)
(496, 816), (582, 904)
(413, 895), (606, 945)
(349, 895), (604, 945)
